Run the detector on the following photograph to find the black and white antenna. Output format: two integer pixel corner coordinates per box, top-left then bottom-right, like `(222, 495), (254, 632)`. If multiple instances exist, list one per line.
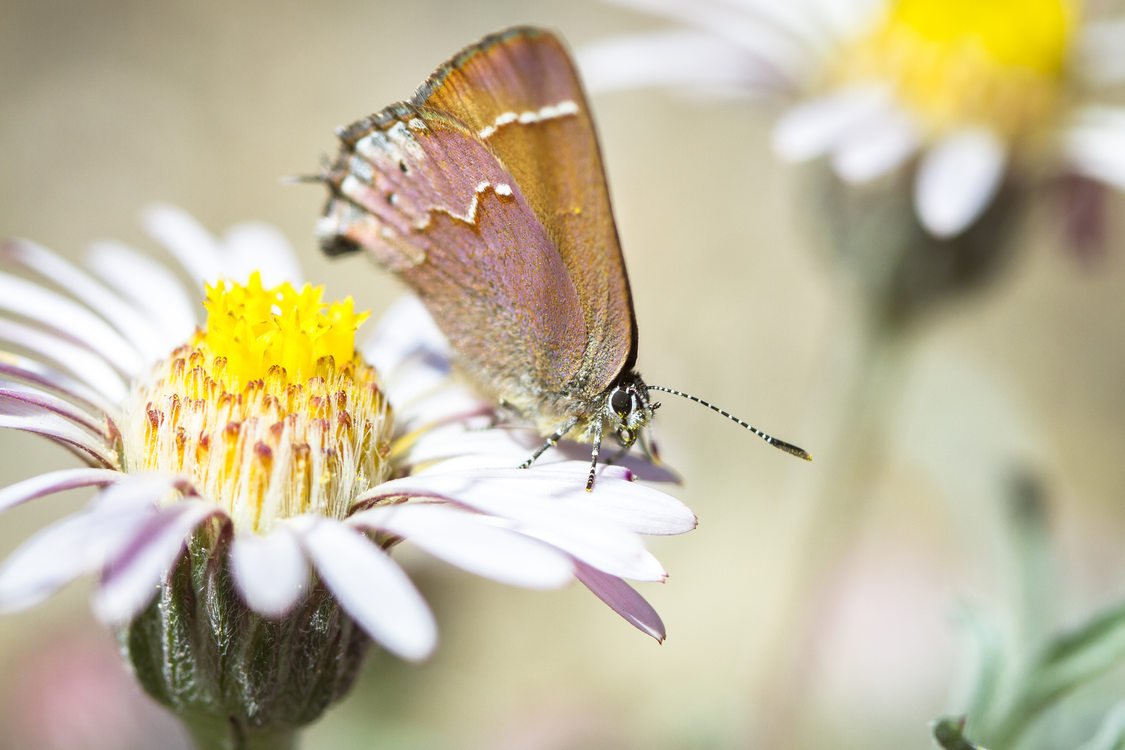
(646, 385), (811, 461)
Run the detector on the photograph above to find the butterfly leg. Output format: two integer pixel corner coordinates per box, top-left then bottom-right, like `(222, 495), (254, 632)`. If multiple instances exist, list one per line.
(585, 423), (604, 492)
(519, 416), (579, 469)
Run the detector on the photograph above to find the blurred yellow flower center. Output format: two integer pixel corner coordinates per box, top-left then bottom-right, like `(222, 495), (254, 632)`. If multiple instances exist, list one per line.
(123, 273), (393, 534)
(838, 0), (1077, 139)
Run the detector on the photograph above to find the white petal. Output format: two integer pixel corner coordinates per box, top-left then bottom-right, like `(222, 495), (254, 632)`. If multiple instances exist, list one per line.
(0, 395), (117, 467)
(393, 387), (490, 435)
(1, 239), (167, 360)
(220, 222), (304, 287)
(142, 204), (222, 289)
(403, 422), (540, 469)
(1064, 107), (1125, 191)
(598, 0), (816, 82)
(230, 525), (311, 616)
(86, 240), (198, 347)
(360, 295), (450, 383)
(0, 503), (154, 614)
(578, 30), (783, 96)
(521, 470), (696, 536)
(89, 473), (187, 514)
(0, 467), (122, 513)
(363, 467), (670, 581)
(1078, 19), (1125, 86)
(773, 85), (891, 162)
(832, 108), (920, 183)
(350, 503), (574, 589)
(0, 384), (111, 440)
(93, 501), (218, 623)
(576, 562), (666, 642)
(915, 128), (1007, 238)
(808, 0), (885, 42)
(298, 518), (436, 662)
(0, 350), (119, 418)
(0, 272), (144, 376)
(0, 317), (129, 403)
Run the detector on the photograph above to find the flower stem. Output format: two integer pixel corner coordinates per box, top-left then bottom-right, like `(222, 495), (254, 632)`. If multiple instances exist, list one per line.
(183, 716), (300, 750)
(754, 293), (912, 749)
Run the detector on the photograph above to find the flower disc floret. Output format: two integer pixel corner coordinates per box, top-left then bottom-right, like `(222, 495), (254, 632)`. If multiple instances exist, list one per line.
(122, 272), (391, 533)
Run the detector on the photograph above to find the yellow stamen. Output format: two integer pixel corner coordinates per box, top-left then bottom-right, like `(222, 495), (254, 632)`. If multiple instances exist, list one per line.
(123, 274), (392, 534)
(838, 0), (1078, 140)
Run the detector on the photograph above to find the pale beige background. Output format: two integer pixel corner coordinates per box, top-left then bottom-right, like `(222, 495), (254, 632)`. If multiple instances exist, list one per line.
(2, 1), (1125, 748)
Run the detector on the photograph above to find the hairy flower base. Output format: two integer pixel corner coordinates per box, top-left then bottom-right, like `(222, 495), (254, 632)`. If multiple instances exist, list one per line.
(804, 161), (1024, 324)
(120, 519), (368, 742)
(125, 342), (392, 535)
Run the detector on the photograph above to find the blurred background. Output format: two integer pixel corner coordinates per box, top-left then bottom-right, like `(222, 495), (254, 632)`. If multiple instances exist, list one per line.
(2, 0), (1125, 748)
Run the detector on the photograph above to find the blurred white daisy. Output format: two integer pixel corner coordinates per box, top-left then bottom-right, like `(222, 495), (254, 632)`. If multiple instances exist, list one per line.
(0, 205), (696, 665)
(582, 0), (1125, 239)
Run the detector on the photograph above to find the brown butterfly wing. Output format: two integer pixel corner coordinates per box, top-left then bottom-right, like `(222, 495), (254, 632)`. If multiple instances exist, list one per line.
(320, 104), (588, 409)
(413, 27), (638, 393)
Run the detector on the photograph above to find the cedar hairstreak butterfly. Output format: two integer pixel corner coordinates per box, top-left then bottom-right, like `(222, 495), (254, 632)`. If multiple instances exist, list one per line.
(316, 26), (810, 490)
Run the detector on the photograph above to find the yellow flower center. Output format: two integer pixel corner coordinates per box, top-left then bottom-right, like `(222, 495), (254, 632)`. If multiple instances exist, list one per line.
(124, 273), (392, 534)
(838, 0), (1078, 140)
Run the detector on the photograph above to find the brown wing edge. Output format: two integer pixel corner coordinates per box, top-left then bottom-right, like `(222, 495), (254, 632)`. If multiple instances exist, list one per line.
(411, 26), (640, 377)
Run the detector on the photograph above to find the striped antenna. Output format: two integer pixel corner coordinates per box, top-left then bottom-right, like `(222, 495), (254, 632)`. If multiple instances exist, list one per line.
(646, 385), (811, 461)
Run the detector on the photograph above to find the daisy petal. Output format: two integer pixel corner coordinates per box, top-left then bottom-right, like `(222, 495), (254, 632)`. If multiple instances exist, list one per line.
(230, 525), (311, 617)
(404, 422), (540, 469)
(915, 128), (1007, 238)
(0, 272), (143, 376)
(221, 222), (304, 287)
(0, 503), (154, 614)
(0, 350), (120, 417)
(363, 296), (448, 365)
(1, 239), (167, 360)
(1065, 107), (1125, 191)
(0, 385), (112, 440)
(773, 86), (891, 162)
(0, 318), (128, 403)
(142, 204), (222, 289)
(832, 108), (920, 183)
(298, 518), (437, 662)
(576, 562), (666, 642)
(350, 503), (574, 589)
(93, 501), (219, 624)
(90, 473), (186, 514)
(86, 240), (198, 348)
(1079, 19), (1125, 86)
(579, 30), (779, 96)
(363, 467), (669, 581)
(394, 388), (491, 434)
(0, 468), (122, 513)
(0, 394), (117, 468)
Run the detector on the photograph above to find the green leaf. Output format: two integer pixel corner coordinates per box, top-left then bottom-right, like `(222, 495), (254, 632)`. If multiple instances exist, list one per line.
(1077, 704), (1125, 750)
(950, 602), (1008, 732)
(989, 603), (1125, 747)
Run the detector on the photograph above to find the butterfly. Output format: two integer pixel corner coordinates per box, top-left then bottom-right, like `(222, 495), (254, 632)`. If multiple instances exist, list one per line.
(316, 26), (809, 489)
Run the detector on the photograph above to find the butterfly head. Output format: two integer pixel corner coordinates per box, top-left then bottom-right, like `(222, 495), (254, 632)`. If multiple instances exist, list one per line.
(605, 372), (659, 449)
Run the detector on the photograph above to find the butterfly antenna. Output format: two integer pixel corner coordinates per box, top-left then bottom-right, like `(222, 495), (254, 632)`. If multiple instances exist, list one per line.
(282, 173), (329, 186)
(647, 385), (811, 461)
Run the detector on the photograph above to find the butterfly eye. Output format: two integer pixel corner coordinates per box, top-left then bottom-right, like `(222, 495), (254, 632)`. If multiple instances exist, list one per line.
(610, 388), (631, 417)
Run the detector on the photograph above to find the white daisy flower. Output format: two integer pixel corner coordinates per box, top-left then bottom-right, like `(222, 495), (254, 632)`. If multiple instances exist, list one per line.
(0, 204), (696, 672)
(582, 0), (1125, 240)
